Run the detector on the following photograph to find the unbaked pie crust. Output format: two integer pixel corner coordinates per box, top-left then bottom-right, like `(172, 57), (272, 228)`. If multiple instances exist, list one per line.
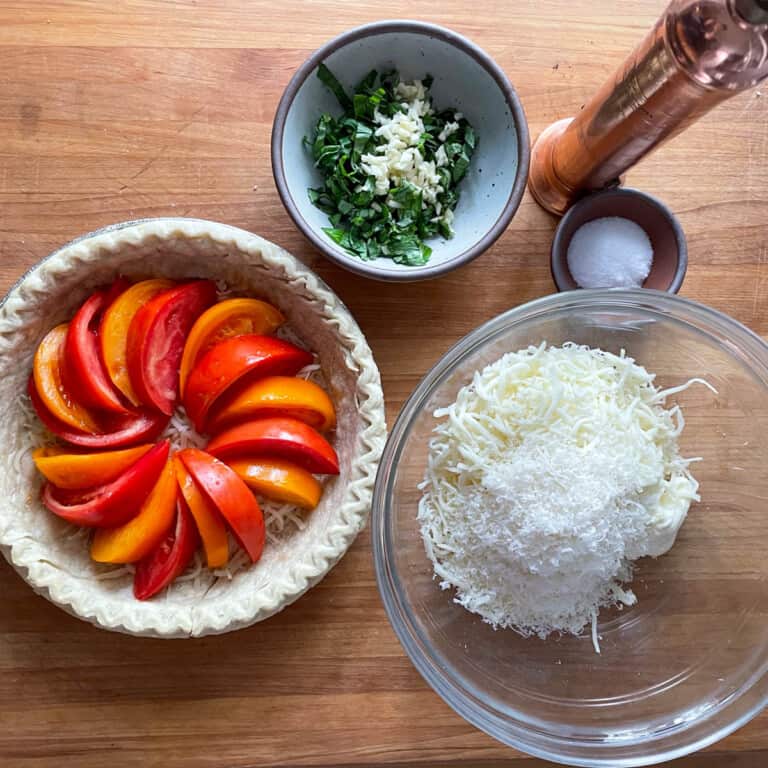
(0, 218), (387, 637)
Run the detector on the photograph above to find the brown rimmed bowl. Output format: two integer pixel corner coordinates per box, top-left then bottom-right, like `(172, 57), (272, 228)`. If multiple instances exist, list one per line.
(551, 187), (688, 293)
(271, 20), (530, 282)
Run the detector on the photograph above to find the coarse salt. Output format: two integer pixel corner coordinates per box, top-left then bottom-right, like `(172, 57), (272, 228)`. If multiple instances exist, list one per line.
(567, 216), (653, 289)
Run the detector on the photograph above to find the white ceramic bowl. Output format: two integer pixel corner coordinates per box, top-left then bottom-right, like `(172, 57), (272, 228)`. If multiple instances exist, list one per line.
(0, 218), (386, 638)
(272, 20), (530, 281)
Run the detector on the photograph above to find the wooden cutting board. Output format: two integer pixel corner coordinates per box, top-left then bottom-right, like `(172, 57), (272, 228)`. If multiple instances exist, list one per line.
(0, 2), (766, 766)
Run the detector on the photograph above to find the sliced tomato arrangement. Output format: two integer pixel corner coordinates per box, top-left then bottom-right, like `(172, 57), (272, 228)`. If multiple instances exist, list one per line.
(179, 298), (285, 397)
(42, 440), (170, 527)
(33, 324), (102, 434)
(183, 335), (313, 432)
(178, 448), (265, 563)
(227, 457), (322, 509)
(90, 458), (177, 563)
(174, 457), (229, 568)
(207, 417), (340, 475)
(133, 499), (199, 601)
(28, 377), (169, 449)
(207, 376), (336, 434)
(65, 286), (130, 414)
(33, 443), (154, 489)
(127, 280), (216, 415)
(101, 278), (175, 406)
(28, 277), (340, 600)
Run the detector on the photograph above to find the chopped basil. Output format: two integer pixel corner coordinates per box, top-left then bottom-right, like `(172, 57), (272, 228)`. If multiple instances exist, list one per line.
(305, 65), (476, 266)
(316, 63), (351, 111)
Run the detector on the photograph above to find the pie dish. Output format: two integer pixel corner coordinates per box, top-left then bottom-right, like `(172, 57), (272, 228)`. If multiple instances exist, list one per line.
(0, 218), (386, 637)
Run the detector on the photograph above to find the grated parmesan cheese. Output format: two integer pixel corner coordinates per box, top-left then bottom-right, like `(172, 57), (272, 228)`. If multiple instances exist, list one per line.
(418, 343), (713, 644)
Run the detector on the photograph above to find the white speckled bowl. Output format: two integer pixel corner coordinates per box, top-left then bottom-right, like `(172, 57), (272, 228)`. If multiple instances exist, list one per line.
(272, 20), (530, 282)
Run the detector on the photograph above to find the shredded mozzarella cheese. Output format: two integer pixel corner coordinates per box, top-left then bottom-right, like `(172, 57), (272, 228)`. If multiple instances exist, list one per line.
(418, 343), (711, 643)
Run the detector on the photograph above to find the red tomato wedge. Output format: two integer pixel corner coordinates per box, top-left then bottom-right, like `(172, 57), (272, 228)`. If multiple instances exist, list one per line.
(28, 376), (169, 449)
(227, 457), (322, 509)
(206, 417), (340, 475)
(33, 324), (100, 433)
(133, 499), (199, 601)
(178, 448), (265, 563)
(90, 458), (177, 563)
(207, 375), (336, 434)
(183, 335), (313, 432)
(41, 440), (170, 527)
(100, 278), (175, 407)
(65, 288), (131, 414)
(127, 280), (217, 415)
(104, 277), (132, 303)
(32, 443), (153, 490)
(179, 298), (285, 398)
(173, 456), (228, 568)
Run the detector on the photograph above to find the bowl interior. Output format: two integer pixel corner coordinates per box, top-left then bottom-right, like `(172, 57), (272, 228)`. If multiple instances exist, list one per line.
(375, 292), (768, 764)
(551, 190), (686, 293)
(278, 28), (522, 278)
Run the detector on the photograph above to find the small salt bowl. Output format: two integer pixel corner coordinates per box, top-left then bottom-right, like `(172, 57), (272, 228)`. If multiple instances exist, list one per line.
(550, 187), (688, 293)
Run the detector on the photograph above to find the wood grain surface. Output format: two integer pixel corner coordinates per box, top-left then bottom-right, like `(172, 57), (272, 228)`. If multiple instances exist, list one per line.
(0, 1), (766, 766)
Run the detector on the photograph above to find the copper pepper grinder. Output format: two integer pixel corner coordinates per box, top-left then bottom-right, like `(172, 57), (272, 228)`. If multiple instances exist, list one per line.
(529, 0), (768, 215)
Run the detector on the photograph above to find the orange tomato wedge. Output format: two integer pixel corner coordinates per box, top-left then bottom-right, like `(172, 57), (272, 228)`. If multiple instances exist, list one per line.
(32, 444), (153, 490)
(90, 459), (178, 563)
(207, 376), (336, 434)
(173, 456), (228, 568)
(178, 298), (285, 397)
(100, 279), (175, 407)
(33, 324), (101, 433)
(227, 457), (322, 509)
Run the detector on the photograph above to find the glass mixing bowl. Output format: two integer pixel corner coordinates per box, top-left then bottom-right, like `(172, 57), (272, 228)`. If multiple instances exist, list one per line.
(372, 289), (768, 766)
